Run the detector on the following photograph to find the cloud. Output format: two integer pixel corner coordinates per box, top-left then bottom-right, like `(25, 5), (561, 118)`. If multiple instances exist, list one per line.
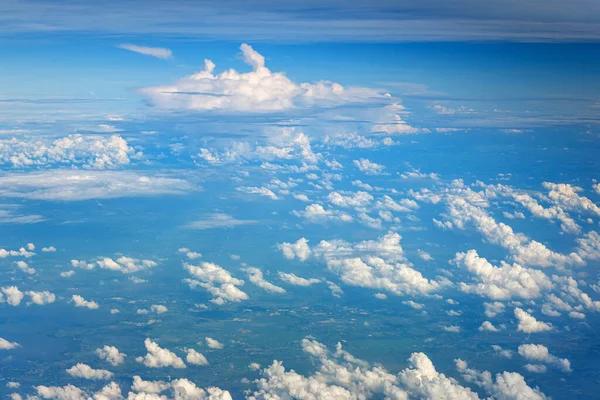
(245, 267), (286, 294)
(278, 238), (312, 261)
(479, 321), (499, 332)
(186, 349), (209, 366)
(454, 250), (553, 300)
(72, 294), (99, 309)
(183, 213), (258, 230)
(136, 338), (186, 369)
(141, 44), (387, 113)
(514, 308), (553, 333)
(95, 345), (126, 366)
(236, 186), (280, 200)
(205, 337), (224, 349)
(118, 44), (172, 59)
(1, 286), (24, 306)
(0, 170), (194, 201)
(25, 290), (56, 305)
(65, 363), (113, 380)
(0, 337), (20, 350)
(184, 262), (248, 305)
(484, 301), (506, 318)
(518, 344), (571, 372)
(278, 272), (321, 286)
(74, 256), (158, 274)
(291, 203), (353, 224)
(353, 158), (386, 175)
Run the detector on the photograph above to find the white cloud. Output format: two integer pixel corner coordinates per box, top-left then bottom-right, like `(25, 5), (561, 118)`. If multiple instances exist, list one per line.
(72, 294), (99, 309)
(292, 203), (353, 224)
(183, 213), (258, 230)
(205, 337), (224, 349)
(1, 286), (24, 306)
(73, 256), (158, 274)
(16, 260), (35, 274)
(327, 191), (373, 208)
(442, 325), (461, 333)
(245, 267), (286, 294)
(0, 134), (140, 169)
(0, 170), (194, 201)
(479, 321), (499, 332)
(41, 246), (56, 252)
(518, 344), (571, 372)
(514, 308), (552, 333)
(184, 262), (248, 305)
(25, 290), (56, 305)
(353, 158), (386, 175)
(0, 337), (19, 350)
(136, 338), (186, 369)
(236, 186), (280, 200)
(278, 238), (311, 261)
(96, 345), (126, 366)
(118, 44), (172, 59)
(417, 249), (434, 261)
(454, 250), (553, 300)
(484, 301), (506, 318)
(141, 44), (386, 113)
(186, 348), (209, 366)
(278, 272), (321, 286)
(65, 363), (113, 380)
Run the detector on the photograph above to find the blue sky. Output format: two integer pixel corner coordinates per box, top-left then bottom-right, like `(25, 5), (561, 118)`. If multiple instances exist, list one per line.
(1, 1), (600, 399)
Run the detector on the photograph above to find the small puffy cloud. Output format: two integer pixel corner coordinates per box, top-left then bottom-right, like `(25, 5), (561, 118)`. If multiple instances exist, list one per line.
(72, 294), (99, 309)
(66, 363), (113, 380)
(484, 302), (506, 318)
(92, 256), (157, 274)
(278, 238), (311, 261)
(184, 262), (248, 305)
(186, 349), (209, 366)
(353, 158), (386, 175)
(1, 286), (24, 306)
(236, 186), (280, 200)
(136, 338), (186, 369)
(0, 337), (20, 350)
(205, 337), (224, 349)
(141, 43), (387, 113)
(278, 272), (321, 286)
(442, 325), (461, 333)
(514, 308), (552, 333)
(96, 345), (126, 366)
(518, 344), (571, 372)
(417, 249), (434, 261)
(403, 300), (424, 310)
(292, 203), (353, 224)
(183, 213), (258, 230)
(479, 321), (499, 332)
(118, 44), (172, 59)
(16, 261), (35, 274)
(60, 270), (75, 278)
(41, 246), (56, 252)
(245, 267), (286, 294)
(25, 290), (56, 305)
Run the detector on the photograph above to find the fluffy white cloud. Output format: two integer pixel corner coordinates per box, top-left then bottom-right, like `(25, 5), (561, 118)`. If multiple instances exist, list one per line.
(479, 321), (499, 332)
(292, 203), (353, 224)
(136, 338), (186, 369)
(0, 337), (19, 350)
(514, 308), (552, 333)
(72, 256), (158, 274)
(245, 267), (286, 294)
(484, 301), (506, 318)
(118, 44), (172, 59)
(130, 376), (232, 399)
(542, 182), (600, 216)
(205, 337), (224, 350)
(0, 134), (140, 169)
(141, 44), (386, 113)
(184, 262), (248, 305)
(65, 363), (113, 380)
(353, 158), (386, 175)
(72, 294), (99, 309)
(518, 344), (571, 372)
(1, 286), (24, 306)
(96, 345), (126, 366)
(0, 170), (194, 201)
(15, 260), (35, 274)
(183, 213), (258, 230)
(0, 245), (35, 258)
(327, 191), (374, 208)
(454, 250), (553, 300)
(278, 272), (321, 286)
(278, 238), (312, 261)
(456, 359), (547, 399)
(235, 186), (280, 200)
(25, 290), (56, 305)
(186, 348), (209, 366)
(576, 231), (600, 260)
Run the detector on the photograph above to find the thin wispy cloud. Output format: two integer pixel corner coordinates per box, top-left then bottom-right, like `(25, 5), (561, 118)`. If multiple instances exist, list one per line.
(118, 44), (172, 59)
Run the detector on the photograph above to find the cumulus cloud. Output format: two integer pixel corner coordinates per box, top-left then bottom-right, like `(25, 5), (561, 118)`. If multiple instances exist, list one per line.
(136, 338), (186, 369)
(96, 345), (126, 366)
(278, 272), (321, 286)
(278, 238), (312, 261)
(118, 44), (172, 59)
(0, 170), (194, 201)
(183, 213), (258, 230)
(0, 337), (20, 350)
(0, 134), (140, 169)
(25, 290), (56, 305)
(236, 186), (280, 200)
(71, 256), (158, 274)
(454, 250), (553, 300)
(479, 321), (499, 332)
(245, 267), (286, 294)
(292, 203), (353, 224)
(518, 344), (571, 372)
(65, 363), (113, 380)
(141, 44), (387, 113)
(72, 294), (99, 309)
(484, 301), (506, 318)
(514, 308), (552, 333)
(353, 158), (386, 175)
(184, 262), (248, 305)
(205, 337), (224, 349)
(1, 286), (24, 306)
(186, 348), (209, 366)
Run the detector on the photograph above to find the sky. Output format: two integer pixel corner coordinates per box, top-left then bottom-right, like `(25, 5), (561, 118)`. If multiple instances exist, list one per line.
(1, 1), (600, 399)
